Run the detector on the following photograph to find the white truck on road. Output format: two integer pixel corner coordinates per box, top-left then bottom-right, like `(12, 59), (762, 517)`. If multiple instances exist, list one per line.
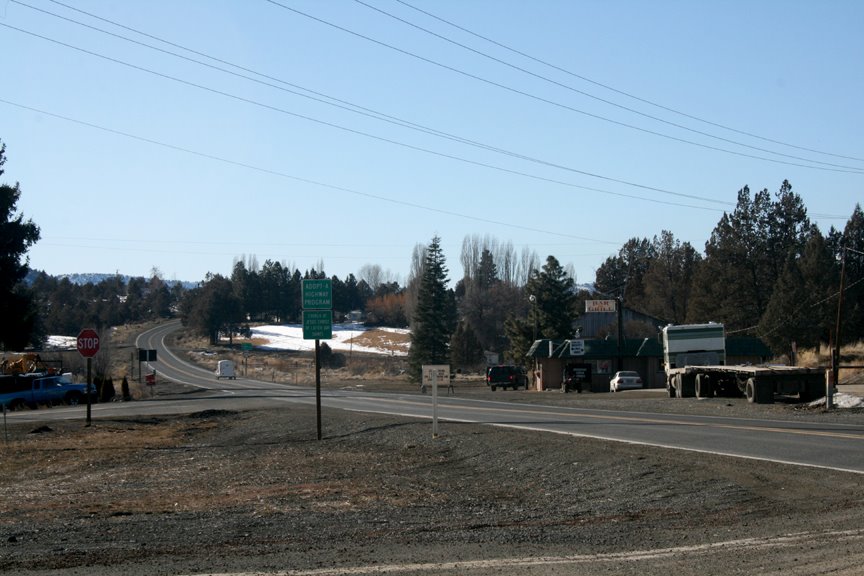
(662, 323), (825, 404)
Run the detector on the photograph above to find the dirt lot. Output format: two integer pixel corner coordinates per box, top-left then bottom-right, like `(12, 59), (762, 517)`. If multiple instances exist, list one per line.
(2, 326), (864, 575)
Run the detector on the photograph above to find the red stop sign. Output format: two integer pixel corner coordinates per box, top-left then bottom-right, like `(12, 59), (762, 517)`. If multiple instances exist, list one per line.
(77, 329), (100, 358)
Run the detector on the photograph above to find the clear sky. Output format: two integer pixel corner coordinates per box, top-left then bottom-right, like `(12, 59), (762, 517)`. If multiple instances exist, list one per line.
(2, 0), (862, 286)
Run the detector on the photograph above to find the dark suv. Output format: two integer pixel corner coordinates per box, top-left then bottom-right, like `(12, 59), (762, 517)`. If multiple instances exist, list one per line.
(486, 365), (527, 391)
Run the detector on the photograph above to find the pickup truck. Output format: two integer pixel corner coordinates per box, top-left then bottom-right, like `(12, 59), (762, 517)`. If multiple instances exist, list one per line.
(485, 365), (528, 391)
(0, 372), (93, 410)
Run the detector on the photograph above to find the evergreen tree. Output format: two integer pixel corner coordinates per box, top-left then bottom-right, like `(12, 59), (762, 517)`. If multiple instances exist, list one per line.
(595, 237), (655, 311)
(0, 141), (41, 349)
(449, 321), (485, 370)
(759, 228), (837, 353)
(407, 236), (456, 380)
(526, 255), (578, 340)
(687, 182), (811, 330)
(835, 204), (864, 344)
(503, 314), (534, 364)
(180, 274), (243, 344)
(458, 246), (523, 353)
(642, 231), (701, 323)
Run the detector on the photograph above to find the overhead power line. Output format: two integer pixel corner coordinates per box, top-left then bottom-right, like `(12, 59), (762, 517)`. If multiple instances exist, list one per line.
(11, 3), (858, 223)
(0, 97), (625, 245)
(263, 0), (864, 174)
(393, 0), (864, 165)
(11, 0), (742, 208)
(0, 20), (738, 211)
(354, 0), (862, 172)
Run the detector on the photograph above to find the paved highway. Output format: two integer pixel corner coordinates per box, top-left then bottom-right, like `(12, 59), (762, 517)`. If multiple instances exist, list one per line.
(9, 320), (864, 474)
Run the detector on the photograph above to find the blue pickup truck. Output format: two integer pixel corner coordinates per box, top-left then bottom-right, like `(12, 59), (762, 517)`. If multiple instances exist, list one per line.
(0, 372), (94, 410)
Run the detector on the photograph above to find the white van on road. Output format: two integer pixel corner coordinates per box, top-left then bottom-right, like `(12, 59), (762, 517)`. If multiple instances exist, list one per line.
(215, 360), (236, 380)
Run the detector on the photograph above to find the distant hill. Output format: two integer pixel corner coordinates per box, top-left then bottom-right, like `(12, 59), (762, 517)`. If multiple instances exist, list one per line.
(25, 270), (197, 290)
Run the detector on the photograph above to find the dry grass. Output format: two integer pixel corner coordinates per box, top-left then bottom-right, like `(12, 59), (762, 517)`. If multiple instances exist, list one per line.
(795, 340), (864, 384)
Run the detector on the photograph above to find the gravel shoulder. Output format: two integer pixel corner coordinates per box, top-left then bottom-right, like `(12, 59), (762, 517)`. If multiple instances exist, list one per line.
(2, 325), (863, 575)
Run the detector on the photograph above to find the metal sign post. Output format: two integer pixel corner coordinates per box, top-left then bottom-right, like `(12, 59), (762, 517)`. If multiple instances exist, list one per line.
(302, 279), (333, 441)
(77, 328), (99, 427)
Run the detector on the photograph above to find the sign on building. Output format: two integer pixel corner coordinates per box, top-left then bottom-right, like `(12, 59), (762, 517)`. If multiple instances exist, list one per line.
(586, 299), (617, 313)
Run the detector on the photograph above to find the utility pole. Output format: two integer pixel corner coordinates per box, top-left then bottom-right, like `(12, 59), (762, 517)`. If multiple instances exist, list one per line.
(829, 248), (848, 409)
(616, 296), (624, 372)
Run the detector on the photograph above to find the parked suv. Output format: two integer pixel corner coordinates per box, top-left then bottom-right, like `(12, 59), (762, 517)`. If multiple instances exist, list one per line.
(486, 365), (527, 391)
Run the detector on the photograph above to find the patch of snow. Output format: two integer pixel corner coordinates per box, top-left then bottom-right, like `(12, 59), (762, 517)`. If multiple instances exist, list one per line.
(251, 324), (410, 356)
(835, 393), (864, 409)
(45, 335), (77, 350)
(807, 392), (864, 409)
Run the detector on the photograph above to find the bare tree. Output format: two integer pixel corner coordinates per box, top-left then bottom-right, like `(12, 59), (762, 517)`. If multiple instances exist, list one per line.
(359, 263), (384, 291)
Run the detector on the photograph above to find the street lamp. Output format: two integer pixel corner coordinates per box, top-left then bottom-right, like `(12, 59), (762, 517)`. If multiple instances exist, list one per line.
(529, 294), (538, 391)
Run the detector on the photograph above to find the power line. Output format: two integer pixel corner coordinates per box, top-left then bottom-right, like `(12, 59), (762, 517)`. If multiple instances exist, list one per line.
(394, 0), (864, 165)
(11, 0), (737, 208)
(264, 0), (864, 174)
(0, 21), (735, 212)
(0, 97), (627, 245)
(11, 3), (858, 224)
(354, 0), (863, 172)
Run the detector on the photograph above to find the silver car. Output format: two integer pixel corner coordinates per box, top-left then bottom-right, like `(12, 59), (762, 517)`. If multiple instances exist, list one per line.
(609, 371), (643, 392)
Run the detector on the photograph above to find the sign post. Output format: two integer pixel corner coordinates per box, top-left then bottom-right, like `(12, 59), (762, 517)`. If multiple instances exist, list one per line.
(77, 328), (100, 426)
(423, 365), (449, 437)
(302, 279), (333, 441)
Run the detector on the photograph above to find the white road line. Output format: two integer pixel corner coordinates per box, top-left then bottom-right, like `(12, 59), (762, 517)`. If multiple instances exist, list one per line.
(178, 528), (864, 575)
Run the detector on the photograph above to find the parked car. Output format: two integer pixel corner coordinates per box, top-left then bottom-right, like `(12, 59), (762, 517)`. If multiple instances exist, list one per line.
(486, 365), (527, 391)
(609, 371), (643, 392)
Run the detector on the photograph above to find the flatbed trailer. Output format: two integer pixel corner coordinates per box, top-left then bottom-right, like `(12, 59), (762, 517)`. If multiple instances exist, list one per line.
(665, 364), (826, 403)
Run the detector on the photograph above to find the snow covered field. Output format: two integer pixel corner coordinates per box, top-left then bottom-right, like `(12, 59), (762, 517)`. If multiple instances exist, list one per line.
(251, 324), (410, 357)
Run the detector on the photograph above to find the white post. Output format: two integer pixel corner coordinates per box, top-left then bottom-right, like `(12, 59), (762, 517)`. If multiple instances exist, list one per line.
(432, 370), (439, 437)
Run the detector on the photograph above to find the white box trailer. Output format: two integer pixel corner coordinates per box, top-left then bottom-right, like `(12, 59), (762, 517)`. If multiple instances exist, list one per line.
(662, 323), (824, 403)
(215, 360), (236, 380)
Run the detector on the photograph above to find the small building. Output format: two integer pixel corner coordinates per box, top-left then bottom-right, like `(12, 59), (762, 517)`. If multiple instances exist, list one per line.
(527, 335), (775, 392)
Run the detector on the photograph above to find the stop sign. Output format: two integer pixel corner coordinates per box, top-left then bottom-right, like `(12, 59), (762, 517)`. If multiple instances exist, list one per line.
(77, 328), (100, 358)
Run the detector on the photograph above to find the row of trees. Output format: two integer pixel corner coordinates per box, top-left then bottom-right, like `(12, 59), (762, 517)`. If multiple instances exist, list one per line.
(30, 272), (182, 337)
(595, 181), (863, 352)
(179, 259), (409, 345)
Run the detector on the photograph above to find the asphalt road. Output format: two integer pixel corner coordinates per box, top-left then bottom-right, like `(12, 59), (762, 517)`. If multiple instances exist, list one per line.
(9, 320), (864, 474)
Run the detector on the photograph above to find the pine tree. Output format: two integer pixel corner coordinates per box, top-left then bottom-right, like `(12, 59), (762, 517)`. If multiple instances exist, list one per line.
(526, 255), (578, 340)
(835, 205), (864, 344)
(642, 231), (701, 323)
(0, 141), (42, 350)
(687, 183), (811, 330)
(759, 228), (837, 352)
(449, 321), (485, 370)
(595, 237), (655, 311)
(408, 236), (456, 380)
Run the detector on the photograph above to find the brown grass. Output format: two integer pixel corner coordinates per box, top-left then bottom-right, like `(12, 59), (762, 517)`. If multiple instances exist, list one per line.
(795, 340), (864, 384)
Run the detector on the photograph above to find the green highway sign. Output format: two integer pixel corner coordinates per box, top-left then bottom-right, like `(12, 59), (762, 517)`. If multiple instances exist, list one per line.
(303, 309), (333, 340)
(302, 279), (332, 309)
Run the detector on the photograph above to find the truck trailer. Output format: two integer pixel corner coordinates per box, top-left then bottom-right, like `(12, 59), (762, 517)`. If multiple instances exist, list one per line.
(662, 323), (825, 404)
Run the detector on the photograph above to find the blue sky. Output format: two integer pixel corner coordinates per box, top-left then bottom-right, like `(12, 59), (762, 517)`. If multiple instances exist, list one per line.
(2, 0), (862, 286)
